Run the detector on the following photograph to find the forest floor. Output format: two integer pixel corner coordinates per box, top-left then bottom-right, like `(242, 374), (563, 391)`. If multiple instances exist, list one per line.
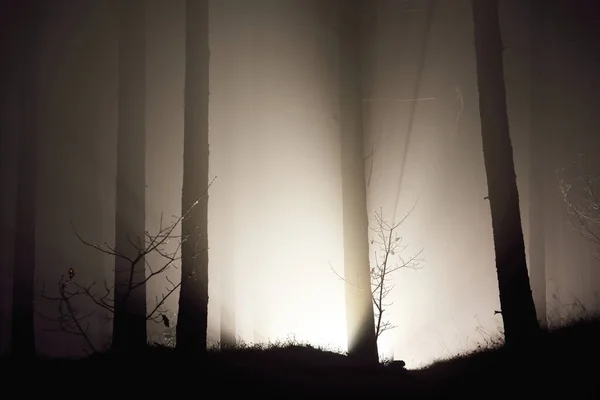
(3, 317), (599, 398)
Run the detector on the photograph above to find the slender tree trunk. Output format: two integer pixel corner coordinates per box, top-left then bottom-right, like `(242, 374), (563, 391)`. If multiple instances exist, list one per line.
(176, 0), (210, 353)
(219, 158), (235, 346)
(338, 0), (378, 363)
(113, 0), (147, 352)
(528, 0), (547, 328)
(11, 0), (39, 359)
(219, 173), (235, 347)
(391, 0), (436, 218)
(471, 0), (541, 345)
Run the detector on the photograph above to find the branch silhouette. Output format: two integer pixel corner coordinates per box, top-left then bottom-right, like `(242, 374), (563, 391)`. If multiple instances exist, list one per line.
(558, 154), (600, 257)
(329, 205), (424, 341)
(40, 178), (217, 353)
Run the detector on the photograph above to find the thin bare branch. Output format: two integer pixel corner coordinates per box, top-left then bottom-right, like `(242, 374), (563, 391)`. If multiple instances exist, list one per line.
(39, 179), (217, 354)
(558, 156), (600, 258)
(329, 207), (424, 344)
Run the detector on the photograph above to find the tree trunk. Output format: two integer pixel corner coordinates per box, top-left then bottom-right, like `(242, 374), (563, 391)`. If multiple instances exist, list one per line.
(176, 0), (210, 354)
(112, 0), (148, 352)
(220, 161), (235, 346)
(471, 0), (541, 345)
(338, 0), (378, 363)
(528, 0), (547, 328)
(219, 171), (235, 347)
(11, 0), (39, 359)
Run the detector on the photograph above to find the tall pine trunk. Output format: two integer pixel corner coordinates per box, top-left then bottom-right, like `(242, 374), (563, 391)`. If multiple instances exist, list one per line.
(338, 0), (378, 363)
(11, 0), (40, 359)
(176, 0), (210, 353)
(219, 173), (235, 347)
(528, 0), (547, 328)
(471, 0), (540, 345)
(112, 0), (147, 352)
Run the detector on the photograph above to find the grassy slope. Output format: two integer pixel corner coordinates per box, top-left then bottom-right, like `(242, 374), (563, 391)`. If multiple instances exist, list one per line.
(3, 318), (599, 398)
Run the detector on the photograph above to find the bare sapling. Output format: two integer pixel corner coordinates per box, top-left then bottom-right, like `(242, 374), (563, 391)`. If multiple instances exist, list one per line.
(40, 178), (216, 353)
(329, 204), (424, 343)
(369, 206), (424, 340)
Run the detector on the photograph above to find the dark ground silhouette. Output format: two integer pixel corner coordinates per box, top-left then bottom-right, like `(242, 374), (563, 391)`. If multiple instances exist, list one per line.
(3, 317), (599, 398)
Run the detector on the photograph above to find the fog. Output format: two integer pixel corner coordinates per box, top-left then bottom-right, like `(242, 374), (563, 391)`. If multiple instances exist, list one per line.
(1, 0), (599, 369)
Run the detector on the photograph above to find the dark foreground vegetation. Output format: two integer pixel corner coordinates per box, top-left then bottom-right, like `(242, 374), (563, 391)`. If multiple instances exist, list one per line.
(3, 318), (599, 398)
